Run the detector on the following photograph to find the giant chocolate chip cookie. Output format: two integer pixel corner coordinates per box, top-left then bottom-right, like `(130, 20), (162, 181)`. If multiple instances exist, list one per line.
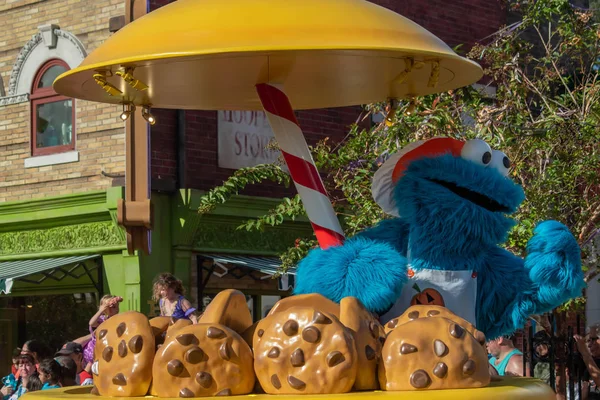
(152, 323), (255, 397)
(379, 316), (490, 391)
(340, 297), (386, 390)
(94, 311), (156, 396)
(254, 306), (357, 394)
(384, 305), (486, 346)
(199, 289), (253, 335)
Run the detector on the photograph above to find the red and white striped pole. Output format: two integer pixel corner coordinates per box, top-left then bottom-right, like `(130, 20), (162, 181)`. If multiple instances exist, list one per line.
(256, 83), (345, 249)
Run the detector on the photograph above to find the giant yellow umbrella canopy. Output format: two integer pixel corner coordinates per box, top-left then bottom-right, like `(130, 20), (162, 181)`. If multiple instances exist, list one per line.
(53, 0), (483, 110)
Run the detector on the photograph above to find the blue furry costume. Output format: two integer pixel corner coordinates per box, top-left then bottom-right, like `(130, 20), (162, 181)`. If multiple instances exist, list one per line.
(294, 137), (584, 339)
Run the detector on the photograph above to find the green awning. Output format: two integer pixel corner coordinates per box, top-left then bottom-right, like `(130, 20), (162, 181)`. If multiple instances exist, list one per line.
(200, 254), (296, 291)
(201, 253), (295, 276)
(0, 255), (100, 295)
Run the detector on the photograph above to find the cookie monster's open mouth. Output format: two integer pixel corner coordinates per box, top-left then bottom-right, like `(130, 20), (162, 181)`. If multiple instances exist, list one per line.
(428, 179), (510, 213)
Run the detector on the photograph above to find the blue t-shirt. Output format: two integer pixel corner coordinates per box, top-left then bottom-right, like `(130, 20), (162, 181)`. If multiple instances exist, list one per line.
(42, 383), (61, 390)
(489, 349), (523, 376)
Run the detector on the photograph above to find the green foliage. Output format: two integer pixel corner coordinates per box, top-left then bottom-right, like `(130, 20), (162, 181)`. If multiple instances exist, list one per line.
(198, 0), (600, 283)
(197, 164), (290, 215)
(24, 295), (96, 352)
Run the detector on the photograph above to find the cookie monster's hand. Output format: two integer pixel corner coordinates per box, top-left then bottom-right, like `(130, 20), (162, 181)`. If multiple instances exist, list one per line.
(524, 220), (585, 313)
(293, 237), (408, 314)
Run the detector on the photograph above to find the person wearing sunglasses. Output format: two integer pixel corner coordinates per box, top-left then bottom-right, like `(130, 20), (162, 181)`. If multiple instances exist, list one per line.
(574, 326), (600, 400)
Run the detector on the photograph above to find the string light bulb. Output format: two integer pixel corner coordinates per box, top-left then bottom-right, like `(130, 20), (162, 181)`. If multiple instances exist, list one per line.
(141, 106), (156, 125)
(116, 67), (149, 91)
(120, 103), (136, 121)
(93, 73), (122, 97)
(385, 98), (400, 127)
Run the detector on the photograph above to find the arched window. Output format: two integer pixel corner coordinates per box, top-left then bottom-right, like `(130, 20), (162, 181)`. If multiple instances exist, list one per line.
(30, 59), (75, 156)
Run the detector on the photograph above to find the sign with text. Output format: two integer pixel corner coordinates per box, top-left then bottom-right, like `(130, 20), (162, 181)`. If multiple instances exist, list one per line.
(218, 110), (281, 170)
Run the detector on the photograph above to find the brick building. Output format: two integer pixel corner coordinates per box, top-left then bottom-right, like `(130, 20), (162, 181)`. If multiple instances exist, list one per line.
(0, 0), (130, 368)
(0, 0), (507, 368)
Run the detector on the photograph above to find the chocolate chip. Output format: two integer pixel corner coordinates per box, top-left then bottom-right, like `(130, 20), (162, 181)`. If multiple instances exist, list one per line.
(98, 329), (108, 339)
(408, 311), (420, 320)
(179, 388), (194, 398)
(283, 320), (299, 336)
(112, 373), (126, 386)
(302, 326), (321, 343)
(268, 347), (280, 358)
(379, 336), (386, 346)
(118, 340), (127, 357)
(400, 343), (418, 354)
(287, 376), (306, 390)
(313, 311), (332, 324)
(102, 346), (113, 362)
(463, 360), (476, 376)
(369, 321), (380, 338)
(186, 348), (204, 364)
(387, 319), (398, 329)
(176, 334), (196, 346)
(196, 372), (212, 388)
(207, 327), (226, 339)
(128, 335), (143, 354)
(290, 349), (305, 367)
(271, 374), (281, 389)
(216, 389), (231, 396)
(116, 322), (126, 337)
(219, 342), (231, 360)
(433, 362), (448, 378)
(410, 370), (431, 389)
(434, 340), (448, 357)
(449, 323), (465, 339)
(427, 310), (440, 317)
(365, 345), (376, 361)
(257, 329), (264, 337)
(167, 360), (184, 376)
(327, 351), (345, 367)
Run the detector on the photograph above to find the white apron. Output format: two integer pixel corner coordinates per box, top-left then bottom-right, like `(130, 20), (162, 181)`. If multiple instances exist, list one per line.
(380, 268), (478, 325)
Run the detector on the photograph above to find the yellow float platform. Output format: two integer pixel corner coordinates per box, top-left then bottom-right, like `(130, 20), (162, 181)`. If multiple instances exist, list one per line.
(25, 378), (555, 400)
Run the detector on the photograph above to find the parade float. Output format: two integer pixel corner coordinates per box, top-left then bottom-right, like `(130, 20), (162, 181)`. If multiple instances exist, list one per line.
(42, 0), (583, 398)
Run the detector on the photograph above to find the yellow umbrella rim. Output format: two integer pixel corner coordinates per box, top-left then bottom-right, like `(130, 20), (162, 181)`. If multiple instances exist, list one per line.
(55, 45), (482, 94)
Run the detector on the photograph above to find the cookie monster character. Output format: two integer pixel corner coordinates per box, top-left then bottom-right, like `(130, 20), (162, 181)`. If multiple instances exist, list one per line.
(294, 137), (584, 339)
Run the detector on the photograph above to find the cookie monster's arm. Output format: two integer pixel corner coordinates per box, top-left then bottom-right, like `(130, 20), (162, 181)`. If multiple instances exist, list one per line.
(477, 221), (584, 339)
(524, 221), (585, 312)
(293, 235), (409, 315)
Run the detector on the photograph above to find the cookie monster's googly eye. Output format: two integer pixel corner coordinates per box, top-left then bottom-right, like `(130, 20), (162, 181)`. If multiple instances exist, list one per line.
(490, 150), (510, 177)
(460, 139), (493, 167)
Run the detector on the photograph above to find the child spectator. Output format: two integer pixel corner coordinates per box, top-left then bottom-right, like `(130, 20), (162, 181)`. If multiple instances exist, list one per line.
(11, 348), (21, 377)
(38, 359), (62, 390)
(152, 273), (199, 323)
(82, 295), (122, 366)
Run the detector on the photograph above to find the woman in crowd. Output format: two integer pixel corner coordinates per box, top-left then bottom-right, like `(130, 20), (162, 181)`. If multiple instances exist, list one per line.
(20, 340), (50, 366)
(1, 354), (41, 399)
